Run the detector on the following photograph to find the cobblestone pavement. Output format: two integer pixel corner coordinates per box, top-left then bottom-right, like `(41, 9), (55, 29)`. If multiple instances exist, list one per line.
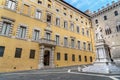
(0, 69), (120, 80)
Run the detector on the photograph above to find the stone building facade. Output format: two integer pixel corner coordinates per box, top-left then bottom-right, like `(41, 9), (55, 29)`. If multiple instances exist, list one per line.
(91, 1), (120, 64)
(0, 0), (95, 72)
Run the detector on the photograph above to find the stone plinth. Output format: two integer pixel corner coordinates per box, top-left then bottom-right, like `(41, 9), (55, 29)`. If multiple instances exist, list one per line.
(82, 39), (120, 74)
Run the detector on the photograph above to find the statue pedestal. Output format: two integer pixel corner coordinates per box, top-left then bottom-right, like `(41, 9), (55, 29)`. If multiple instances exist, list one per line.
(82, 39), (120, 74)
(82, 61), (120, 74)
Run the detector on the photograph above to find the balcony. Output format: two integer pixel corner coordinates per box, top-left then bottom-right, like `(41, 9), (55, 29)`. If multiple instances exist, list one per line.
(39, 38), (56, 46)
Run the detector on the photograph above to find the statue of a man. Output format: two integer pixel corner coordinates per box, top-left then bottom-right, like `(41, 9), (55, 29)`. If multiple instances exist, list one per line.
(97, 27), (103, 40)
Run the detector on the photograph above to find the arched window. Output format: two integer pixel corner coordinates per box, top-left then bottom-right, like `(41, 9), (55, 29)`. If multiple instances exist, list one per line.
(104, 16), (107, 20)
(95, 19), (98, 24)
(114, 11), (118, 16)
(105, 28), (112, 35)
(105, 26), (112, 35)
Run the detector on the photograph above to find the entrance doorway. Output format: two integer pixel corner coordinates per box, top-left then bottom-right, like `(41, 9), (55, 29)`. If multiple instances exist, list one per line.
(44, 50), (50, 66)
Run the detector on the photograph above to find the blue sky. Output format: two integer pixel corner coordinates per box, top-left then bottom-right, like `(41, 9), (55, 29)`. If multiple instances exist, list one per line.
(65, 0), (118, 12)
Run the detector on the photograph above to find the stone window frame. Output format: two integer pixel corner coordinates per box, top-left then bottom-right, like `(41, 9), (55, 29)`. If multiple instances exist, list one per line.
(83, 42), (86, 50)
(55, 17), (60, 27)
(35, 8), (42, 20)
(70, 38), (75, 48)
(82, 28), (85, 35)
(21, 3), (31, 16)
(5, 0), (18, 11)
(0, 16), (15, 37)
(77, 40), (81, 50)
(44, 29), (52, 40)
(70, 23), (74, 32)
(16, 24), (28, 40)
(114, 11), (119, 16)
(29, 49), (36, 59)
(76, 26), (80, 34)
(0, 46), (5, 57)
(55, 34), (60, 46)
(63, 36), (68, 47)
(64, 53), (68, 61)
(32, 28), (41, 42)
(87, 43), (91, 51)
(14, 48), (22, 58)
(105, 27), (112, 35)
(86, 29), (89, 37)
(116, 25), (120, 32)
(46, 12), (52, 24)
(63, 20), (68, 29)
(79, 55), (81, 61)
(90, 56), (93, 62)
(104, 15), (107, 20)
(72, 54), (75, 61)
(56, 52), (60, 60)
(84, 56), (87, 62)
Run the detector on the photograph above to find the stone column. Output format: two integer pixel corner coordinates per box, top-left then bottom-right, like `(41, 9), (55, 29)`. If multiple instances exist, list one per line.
(50, 47), (55, 68)
(38, 45), (44, 69)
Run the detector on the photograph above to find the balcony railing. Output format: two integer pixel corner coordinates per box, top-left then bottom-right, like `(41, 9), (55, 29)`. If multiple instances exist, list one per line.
(39, 38), (56, 46)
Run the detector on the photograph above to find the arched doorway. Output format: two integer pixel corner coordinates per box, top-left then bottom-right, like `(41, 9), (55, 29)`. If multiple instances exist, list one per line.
(44, 50), (50, 66)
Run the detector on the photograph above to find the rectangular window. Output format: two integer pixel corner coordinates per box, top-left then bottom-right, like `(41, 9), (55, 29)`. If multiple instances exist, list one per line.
(15, 48), (22, 58)
(64, 37), (68, 47)
(18, 26), (27, 39)
(90, 56), (92, 62)
(78, 41), (80, 49)
(64, 53), (68, 61)
(116, 25), (120, 32)
(29, 50), (35, 59)
(72, 54), (75, 61)
(56, 35), (60, 45)
(36, 10), (42, 19)
(47, 14), (51, 23)
(64, 21), (68, 29)
(1, 22), (11, 36)
(56, 18), (60, 26)
(33, 30), (40, 41)
(86, 30), (89, 37)
(82, 28), (84, 35)
(71, 39), (75, 48)
(77, 26), (80, 33)
(70, 23), (74, 31)
(46, 33), (51, 40)
(23, 4), (29, 15)
(0, 46), (5, 57)
(7, 0), (16, 10)
(83, 42), (86, 50)
(88, 43), (91, 51)
(79, 55), (81, 61)
(85, 56), (87, 62)
(104, 16), (107, 20)
(57, 52), (60, 60)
